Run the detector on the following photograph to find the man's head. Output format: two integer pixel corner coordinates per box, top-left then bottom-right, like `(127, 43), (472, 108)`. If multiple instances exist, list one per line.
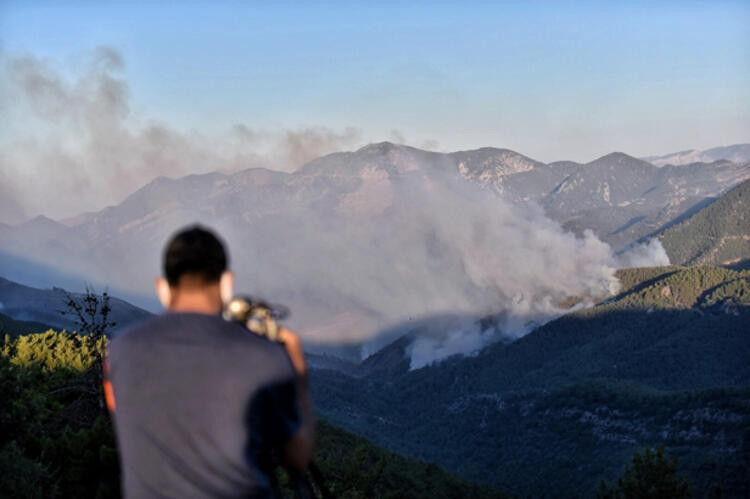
(155, 225), (234, 311)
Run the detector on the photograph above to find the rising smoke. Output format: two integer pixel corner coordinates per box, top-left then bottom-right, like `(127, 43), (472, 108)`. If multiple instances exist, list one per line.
(184, 165), (667, 367)
(308, 175), (668, 368)
(0, 48), (671, 369)
(0, 47), (363, 222)
(617, 238), (670, 268)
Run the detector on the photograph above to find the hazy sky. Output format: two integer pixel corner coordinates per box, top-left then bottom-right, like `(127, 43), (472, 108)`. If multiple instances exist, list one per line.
(1, 0), (749, 163)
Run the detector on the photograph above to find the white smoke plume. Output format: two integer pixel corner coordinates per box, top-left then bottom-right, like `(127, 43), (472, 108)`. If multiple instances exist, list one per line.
(404, 234), (670, 369)
(616, 238), (671, 268)
(0, 47), (363, 222)
(216, 173), (663, 367)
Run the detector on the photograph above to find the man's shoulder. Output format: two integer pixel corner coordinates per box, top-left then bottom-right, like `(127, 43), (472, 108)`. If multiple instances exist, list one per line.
(110, 312), (294, 374)
(110, 313), (174, 345)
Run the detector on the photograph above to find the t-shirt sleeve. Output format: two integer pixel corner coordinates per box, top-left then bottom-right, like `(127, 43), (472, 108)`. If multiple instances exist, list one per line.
(249, 349), (302, 452)
(260, 374), (301, 446)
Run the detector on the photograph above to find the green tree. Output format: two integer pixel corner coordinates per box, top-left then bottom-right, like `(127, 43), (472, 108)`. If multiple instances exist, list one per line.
(61, 286), (117, 340)
(61, 286), (116, 409)
(598, 447), (691, 499)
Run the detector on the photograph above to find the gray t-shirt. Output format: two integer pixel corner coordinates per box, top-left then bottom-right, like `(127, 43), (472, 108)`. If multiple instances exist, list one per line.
(108, 312), (300, 498)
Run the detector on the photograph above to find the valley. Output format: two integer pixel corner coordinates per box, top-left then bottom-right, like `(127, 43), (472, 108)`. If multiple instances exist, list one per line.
(311, 265), (750, 496)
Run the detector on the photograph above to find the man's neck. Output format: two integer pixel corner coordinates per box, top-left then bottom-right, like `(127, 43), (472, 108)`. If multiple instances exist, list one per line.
(168, 290), (223, 315)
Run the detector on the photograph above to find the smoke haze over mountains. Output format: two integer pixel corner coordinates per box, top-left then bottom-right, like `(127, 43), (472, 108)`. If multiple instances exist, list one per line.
(0, 47), (364, 222)
(8, 46), (745, 366)
(0, 135), (671, 366)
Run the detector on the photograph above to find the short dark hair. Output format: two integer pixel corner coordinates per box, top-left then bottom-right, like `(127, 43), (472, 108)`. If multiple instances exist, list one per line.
(163, 225), (229, 287)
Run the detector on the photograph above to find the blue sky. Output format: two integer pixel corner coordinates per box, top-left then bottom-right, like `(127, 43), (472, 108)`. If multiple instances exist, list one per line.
(1, 0), (749, 162)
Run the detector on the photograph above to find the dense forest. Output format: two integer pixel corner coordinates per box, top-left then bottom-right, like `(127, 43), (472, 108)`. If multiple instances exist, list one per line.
(311, 266), (750, 497)
(659, 179), (750, 267)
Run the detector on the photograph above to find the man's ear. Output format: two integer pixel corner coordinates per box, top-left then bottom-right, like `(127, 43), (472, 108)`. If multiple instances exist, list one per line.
(155, 277), (172, 309)
(219, 271), (234, 304)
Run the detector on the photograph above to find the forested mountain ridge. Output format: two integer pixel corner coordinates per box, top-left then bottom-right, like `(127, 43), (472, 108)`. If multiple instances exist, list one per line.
(659, 178), (750, 267)
(311, 265), (750, 497)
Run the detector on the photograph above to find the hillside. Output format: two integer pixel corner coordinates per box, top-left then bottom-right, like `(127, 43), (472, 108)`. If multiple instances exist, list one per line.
(310, 420), (507, 499)
(311, 265), (750, 497)
(0, 276), (152, 334)
(659, 179), (750, 266)
(0, 312), (53, 336)
(0, 330), (505, 498)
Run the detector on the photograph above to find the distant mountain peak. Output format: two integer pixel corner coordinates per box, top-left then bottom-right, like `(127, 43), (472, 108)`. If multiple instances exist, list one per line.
(642, 143), (750, 166)
(589, 152), (642, 164)
(451, 147), (543, 185)
(358, 141), (400, 153)
(15, 214), (66, 230)
(27, 214), (58, 224)
(354, 142), (424, 159)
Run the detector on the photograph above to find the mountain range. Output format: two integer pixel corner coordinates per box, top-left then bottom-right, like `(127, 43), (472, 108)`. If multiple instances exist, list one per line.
(3, 141), (747, 253)
(1, 142), (748, 352)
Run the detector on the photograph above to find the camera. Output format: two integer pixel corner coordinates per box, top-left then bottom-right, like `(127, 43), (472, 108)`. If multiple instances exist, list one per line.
(223, 296), (289, 342)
